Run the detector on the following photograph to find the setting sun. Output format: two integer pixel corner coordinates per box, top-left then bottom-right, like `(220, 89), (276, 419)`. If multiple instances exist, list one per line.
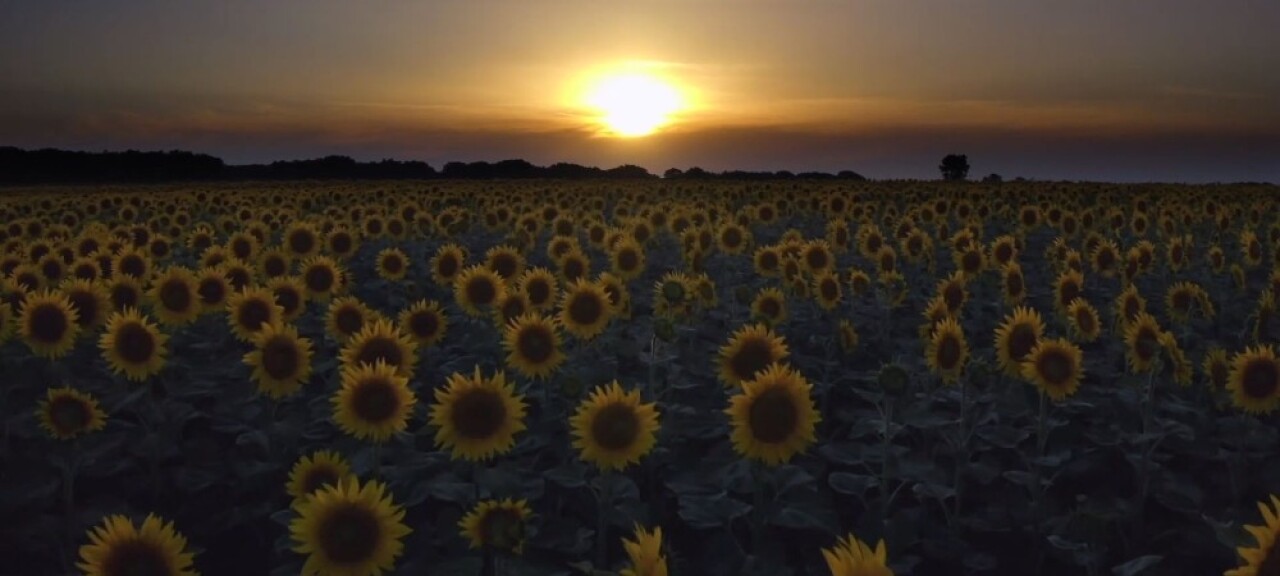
(584, 72), (684, 137)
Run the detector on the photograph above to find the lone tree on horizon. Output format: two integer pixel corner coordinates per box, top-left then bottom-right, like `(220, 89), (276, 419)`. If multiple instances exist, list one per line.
(939, 154), (970, 181)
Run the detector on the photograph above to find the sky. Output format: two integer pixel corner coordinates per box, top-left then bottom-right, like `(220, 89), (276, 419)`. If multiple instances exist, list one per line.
(2, 0), (1279, 182)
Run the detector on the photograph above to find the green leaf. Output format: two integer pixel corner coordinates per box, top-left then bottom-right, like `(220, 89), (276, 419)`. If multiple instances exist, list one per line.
(828, 472), (879, 497)
(974, 425), (1029, 449)
(677, 493), (751, 529)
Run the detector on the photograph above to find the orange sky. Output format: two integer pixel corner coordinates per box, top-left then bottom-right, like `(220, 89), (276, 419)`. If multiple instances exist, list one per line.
(2, 1), (1278, 181)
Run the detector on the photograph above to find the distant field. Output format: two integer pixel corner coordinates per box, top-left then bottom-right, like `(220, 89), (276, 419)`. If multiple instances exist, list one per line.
(1, 180), (1278, 575)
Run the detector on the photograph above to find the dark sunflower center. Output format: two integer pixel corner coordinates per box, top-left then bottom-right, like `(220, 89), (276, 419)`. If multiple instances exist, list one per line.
(526, 280), (551, 306)
(436, 256), (459, 278)
(262, 336), (301, 380)
(1171, 291), (1191, 312)
(759, 298), (781, 318)
(28, 303), (69, 343)
(409, 311), (439, 339)
(820, 279), (838, 300)
(492, 255), (517, 279)
(465, 278), (497, 307)
(1241, 360), (1279, 400)
(1036, 350), (1072, 386)
(730, 337), (776, 382)
(962, 250), (981, 271)
(936, 336), (962, 369)
(355, 337), (403, 369)
(1135, 330), (1160, 361)
(335, 308), (364, 336)
(330, 234), (352, 255)
(305, 266), (335, 293)
(114, 322), (156, 365)
(567, 292), (604, 326)
(758, 252), (779, 271)
(111, 285), (140, 311)
(318, 504), (381, 564)
(67, 292), (99, 329)
(805, 249), (827, 270)
(264, 257), (287, 278)
(50, 397), (90, 433)
(351, 379), (399, 423)
(500, 298), (526, 322)
(1210, 362), (1229, 389)
(722, 228), (743, 248)
(591, 403), (640, 451)
(562, 259), (585, 282)
(1096, 249), (1114, 269)
(159, 280), (191, 313)
(197, 279), (225, 306)
(119, 255), (146, 278)
(237, 300), (272, 334)
(1058, 282), (1080, 309)
(617, 249), (639, 272)
(748, 387), (799, 444)
(995, 244), (1012, 263)
(1005, 273), (1024, 296)
(516, 326), (554, 363)
(943, 284), (964, 311)
(1008, 324), (1037, 362)
(450, 389), (507, 439)
(226, 269), (251, 292)
(302, 467), (340, 495)
(1075, 309), (1096, 333)
(101, 539), (171, 576)
(275, 288), (301, 316)
(382, 256), (403, 274)
(288, 231), (315, 255)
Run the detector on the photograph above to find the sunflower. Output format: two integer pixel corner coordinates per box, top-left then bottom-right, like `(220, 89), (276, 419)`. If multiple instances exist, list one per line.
(326, 227), (359, 260)
(838, 319), (859, 354)
(801, 240), (834, 275)
(1165, 281), (1213, 324)
(726, 363), (820, 466)
(753, 246), (782, 278)
(61, 278), (110, 332)
(290, 476), (411, 576)
(1227, 346), (1280, 415)
(258, 248), (293, 280)
(878, 270), (908, 308)
(751, 287), (788, 326)
(1203, 347), (1231, 391)
(454, 265), (506, 318)
(1242, 230), (1265, 267)
(459, 498), (532, 554)
(1208, 245), (1227, 273)
(936, 271), (969, 315)
(37, 387), (107, 440)
(332, 360), (417, 442)
(398, 299), (447, 348)
(78, 514), (197, 576)
(268, 276), (308, 323)
(926, 316), (968, 384)
(502, 313), (566, 380)
(716, 222), (750, 254)
(245, 322), (313, 399)
(558, 249), (591, 284)
(283, 222), (321, 259)
(620, 524), (668, 576)
(718, 323), (790, 388)
(299, 256), (345, 301)
(226, 286), (284, 343)
(1053, 269), (1084, 317)
(18, 290), (80, 359)
(848, 269), (872, 297)
(286, 450), (354, 504)
(1066, 298), (1101, 343)
(596, 272), (632, 318)
(374, 248), (409, 282)
(989, 235), (1018, 269)
(194, 268), (231, 314)
(112, 247), (151, 280)
(954, 243), (986, 278)
(822, 533), (894, 576)
(1114, 284), (1147, 329)
(147, 267), (201, 326)
(340, 318), (417, 379)
(100, 308), (168, 382)
(609, 236), (646, 281)
(570, 380), (660, 471)
(430, 366), (527, 461)
(1124, 312), (1165, 374)
(1021, 338), (1084, 401)
(512, 267), (555, 312)
(326, 297), (376, 343)
(1224, 494), (1280, 576)
(0, 295), (13, 342)
(994, 306), (1045, 378)
(1001, 263), (1026, 305)
(559, 279), (612, 340)
(1157, 331), (1194, 387)
(813, 272), (843, 311)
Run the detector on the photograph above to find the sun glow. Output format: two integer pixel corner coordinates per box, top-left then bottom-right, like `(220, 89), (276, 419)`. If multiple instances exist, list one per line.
(584, 72), (684, 137)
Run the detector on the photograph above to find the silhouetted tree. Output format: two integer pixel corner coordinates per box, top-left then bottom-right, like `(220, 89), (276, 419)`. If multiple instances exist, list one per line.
(684, 167), (711, 179)
(982, 173), (1003, 183)
(663, 168), (684, 179)
(939, 154), (970, 181)
(836, 170), (867, 180)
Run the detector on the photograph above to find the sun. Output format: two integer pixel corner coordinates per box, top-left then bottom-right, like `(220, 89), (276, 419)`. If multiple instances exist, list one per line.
(585, 72), (683, 137)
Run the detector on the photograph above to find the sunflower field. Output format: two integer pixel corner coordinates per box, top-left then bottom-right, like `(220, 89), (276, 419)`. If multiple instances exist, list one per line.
(1, 181), (1278, 576)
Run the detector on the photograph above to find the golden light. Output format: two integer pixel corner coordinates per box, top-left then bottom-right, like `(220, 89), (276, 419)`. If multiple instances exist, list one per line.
(583, 72), (684, 137)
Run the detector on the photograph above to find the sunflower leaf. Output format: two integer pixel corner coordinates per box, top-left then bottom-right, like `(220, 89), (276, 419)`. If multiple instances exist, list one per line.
(1111, 555), (1162, 575)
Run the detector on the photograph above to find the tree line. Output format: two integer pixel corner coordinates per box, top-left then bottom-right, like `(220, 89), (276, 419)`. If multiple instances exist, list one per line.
(0, 147), (870, 184)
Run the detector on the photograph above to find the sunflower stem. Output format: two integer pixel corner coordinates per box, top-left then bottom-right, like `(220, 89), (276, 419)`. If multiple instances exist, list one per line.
(1134, 360), (1159, 543)
(750, 461), (767, 555)
(954, 378), (968, 524)
(594, 471), (611, 569)
(879, 398), (894, 523)
(61, 440), (80, 574)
